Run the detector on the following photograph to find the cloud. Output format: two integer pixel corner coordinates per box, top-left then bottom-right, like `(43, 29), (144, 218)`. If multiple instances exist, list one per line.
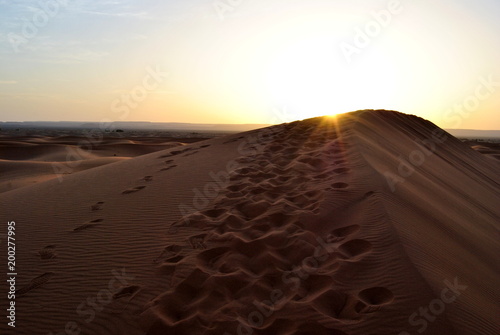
(75, 10), (151, 19)
(2, 35), (110, 64)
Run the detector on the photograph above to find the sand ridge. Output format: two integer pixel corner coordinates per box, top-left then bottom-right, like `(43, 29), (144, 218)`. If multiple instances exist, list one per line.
(142, 115), (458, 334)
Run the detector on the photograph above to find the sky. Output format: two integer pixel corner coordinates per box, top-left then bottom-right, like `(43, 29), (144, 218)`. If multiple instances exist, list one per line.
(0, 0), (499, 129)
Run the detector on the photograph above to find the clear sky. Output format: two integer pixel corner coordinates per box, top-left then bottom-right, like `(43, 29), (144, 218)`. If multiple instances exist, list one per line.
(0, 0), (499, 129)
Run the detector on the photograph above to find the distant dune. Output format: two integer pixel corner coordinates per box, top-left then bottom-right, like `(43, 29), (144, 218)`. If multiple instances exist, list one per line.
(446, 129), (500, 139)
(0, 121), (271, 132)
(0, 135), (209, 194)
(0, 110), (498, 335)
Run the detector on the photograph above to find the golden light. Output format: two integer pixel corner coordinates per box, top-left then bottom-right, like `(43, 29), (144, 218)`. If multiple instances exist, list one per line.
(325, 113), (338, 119)
(166, 10), (452, 125)
(259, 36), (403, 120)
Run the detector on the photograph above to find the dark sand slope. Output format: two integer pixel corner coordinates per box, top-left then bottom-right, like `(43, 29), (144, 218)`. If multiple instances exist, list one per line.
(0, 110), (498, 335)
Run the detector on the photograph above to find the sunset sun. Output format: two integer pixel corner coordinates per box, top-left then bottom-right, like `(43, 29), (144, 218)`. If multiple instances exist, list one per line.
(260, 37), (401, 120)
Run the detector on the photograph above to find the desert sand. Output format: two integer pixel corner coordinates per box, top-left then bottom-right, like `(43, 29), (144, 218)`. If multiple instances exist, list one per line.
(0, 135), (209, 194)
(467, 141), (500, 161)
(0, 110), (498, 335)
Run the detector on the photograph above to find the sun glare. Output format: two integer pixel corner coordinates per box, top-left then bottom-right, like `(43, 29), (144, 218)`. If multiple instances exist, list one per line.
(257, 35), (402, 121)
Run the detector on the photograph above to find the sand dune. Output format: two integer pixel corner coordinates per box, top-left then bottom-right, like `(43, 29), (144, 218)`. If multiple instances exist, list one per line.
(469, 141), (500, 161)
(0, 135), (202, 193)
(0, 110), (498, 335)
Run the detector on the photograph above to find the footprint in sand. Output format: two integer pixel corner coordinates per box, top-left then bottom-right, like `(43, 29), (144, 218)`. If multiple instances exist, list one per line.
(268, 144), (284, 152)
(169, 150), (183, 156)
(73, 219), (104, 232)
(173, 148), (193, 155)
(167, 224), (181, 234)
(16, 272), (55, 297)
(354, 286), (394, 314)
(196, 247), (231, 272)
(327, 224), (360, 242)
(183, 150), (199, 157)
(153, 244), (183, 264)
(314, 172), (333, 180)
(164, 255), (184, 264)
(113, 285), (141, 300)
(201, 208), (227, 219)
(188, 234), (208, 249)
(38, 245), (57, 259)
(158, 148), (190, 159)
(333, 167), (350, 174)
(112, 286), (142, 312)
(312, 286), (394, 320)
(142, 176), (153, 182)
(304, 190), (322, 199)
(226, 183), (250, 192)
(311, 289), (352, 319)
(90, 201), (104, 211)
(122, 186), (146, 194)
(331, 182), (349, 189)
(363, 191), (375, 199)
(160, 164), (177, 172)
(235, 157), (253, 164)
(337, 239), (373, 259)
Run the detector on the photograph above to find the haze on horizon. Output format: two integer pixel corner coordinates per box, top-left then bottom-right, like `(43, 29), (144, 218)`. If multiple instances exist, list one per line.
(0, 0), (499, 130)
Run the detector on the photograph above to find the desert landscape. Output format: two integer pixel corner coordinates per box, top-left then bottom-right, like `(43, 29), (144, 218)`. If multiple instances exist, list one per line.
(0, 110), (498, 335)
(2, 1), (500, 334)
(0, 131), (213, 194)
